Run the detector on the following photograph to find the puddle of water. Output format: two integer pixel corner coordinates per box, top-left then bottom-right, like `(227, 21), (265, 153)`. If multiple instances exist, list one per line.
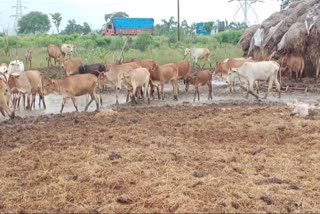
(1, 81), (320, 121)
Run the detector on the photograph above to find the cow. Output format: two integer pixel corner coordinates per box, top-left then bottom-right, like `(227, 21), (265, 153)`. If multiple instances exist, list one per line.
(281, 55), (305, 81)
(8, 70), (46, 110)
(60, 58), (84, 77)
(47, 44), (62, 67)
(104, 61), (141, 104)
(0, 79), (14, 119)
(175, 60), (192, 92)
(79, 64), (106, 74)
(25, 49), (32, 69)
(61, 44), (74, 58)
(227, 61), (281, 99)
(151, 63), (179, 101)
(215, 57), (255, 93)
(184, 48), (211, 68)
(186, 70), (213, 102)
(8, 60), (24, 74)
(117, 68), (150, 104)
(43, 74), (100, 113)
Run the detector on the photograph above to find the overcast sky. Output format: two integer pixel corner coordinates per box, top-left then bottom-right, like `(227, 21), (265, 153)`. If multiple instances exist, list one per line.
(0, 0), (281, 34)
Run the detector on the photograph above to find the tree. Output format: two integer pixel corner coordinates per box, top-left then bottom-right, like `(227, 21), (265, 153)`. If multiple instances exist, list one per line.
(203, 21), (214, 34)
(104, 11), (129, 23)
(61, 19), (83, 34)
(50, 12), (62, 33)
(18, 11), (51, 34)
(82, 22), (91, 35)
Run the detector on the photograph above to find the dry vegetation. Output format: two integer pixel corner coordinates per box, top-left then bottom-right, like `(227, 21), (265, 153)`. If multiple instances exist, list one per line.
(1, 104), (320, 213)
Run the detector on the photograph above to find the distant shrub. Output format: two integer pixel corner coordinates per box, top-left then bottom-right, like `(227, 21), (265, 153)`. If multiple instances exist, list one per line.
(134, 32), (154, 51)
(216, 30), (244, 45)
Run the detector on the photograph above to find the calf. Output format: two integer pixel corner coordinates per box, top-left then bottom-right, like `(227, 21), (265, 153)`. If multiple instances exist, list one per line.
(61, 44), (74, 58)
(104, 62), (141, 104)
(47, 44), (62, 67)
(117, 68), (150, 104)
(0, 79), (14, 119)
(281, 55), (304, 81)
(25, 49), (32, 69)
(227, 61), (281, 99)
(44, 74), (100, 113)
(151, 63), (179, 101)
(216, 57), (255, 93)
(186, 70), (213, 102)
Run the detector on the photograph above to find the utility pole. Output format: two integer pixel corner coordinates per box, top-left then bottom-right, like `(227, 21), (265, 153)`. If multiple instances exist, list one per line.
(177, 0), (180, 41)
(11, 0), (26, 33)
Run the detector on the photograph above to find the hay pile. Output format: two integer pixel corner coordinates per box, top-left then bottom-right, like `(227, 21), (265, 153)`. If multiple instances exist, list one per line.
(239, 0), (320, 76)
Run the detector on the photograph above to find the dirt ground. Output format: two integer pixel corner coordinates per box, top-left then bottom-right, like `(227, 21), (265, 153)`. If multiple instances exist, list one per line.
(1, 103), (320, 213)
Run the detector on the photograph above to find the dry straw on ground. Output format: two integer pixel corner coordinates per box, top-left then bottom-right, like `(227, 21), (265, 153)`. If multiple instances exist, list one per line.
(1, 104), (320, 213)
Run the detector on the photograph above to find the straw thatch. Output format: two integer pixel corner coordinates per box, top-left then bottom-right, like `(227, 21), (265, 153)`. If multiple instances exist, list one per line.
(239, 0), (320, 77)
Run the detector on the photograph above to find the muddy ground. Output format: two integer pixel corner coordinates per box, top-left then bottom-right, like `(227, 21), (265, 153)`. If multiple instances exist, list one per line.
(0, 67), (320, 213)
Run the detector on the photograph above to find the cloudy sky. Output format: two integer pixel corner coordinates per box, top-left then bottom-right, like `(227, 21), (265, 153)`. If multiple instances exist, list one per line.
(0, 0), (281, 34)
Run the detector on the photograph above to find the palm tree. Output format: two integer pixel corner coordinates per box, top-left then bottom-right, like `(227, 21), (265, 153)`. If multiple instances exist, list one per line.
(50, 12), (62, 34)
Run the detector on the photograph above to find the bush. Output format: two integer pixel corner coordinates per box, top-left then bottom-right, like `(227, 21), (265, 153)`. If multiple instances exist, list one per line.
(216, 30), (244, 45)
(134, 32), (154, 51)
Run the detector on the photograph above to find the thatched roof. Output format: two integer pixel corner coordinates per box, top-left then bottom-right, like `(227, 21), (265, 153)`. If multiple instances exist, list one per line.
(239, 0), (320, 77)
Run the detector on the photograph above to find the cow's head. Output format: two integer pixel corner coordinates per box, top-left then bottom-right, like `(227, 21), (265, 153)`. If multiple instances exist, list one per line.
(184, 48), (191, 58)
(226, 68), (238, 84)
(7, 73), (20, 88)
(116, 73), (125, 90)
(97, 73), (109, 86)
(43, 79), (58, 95)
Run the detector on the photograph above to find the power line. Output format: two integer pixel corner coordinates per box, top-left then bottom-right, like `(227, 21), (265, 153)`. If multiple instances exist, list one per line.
(229, 0), (263, 25)
(10, 0), (27, 33)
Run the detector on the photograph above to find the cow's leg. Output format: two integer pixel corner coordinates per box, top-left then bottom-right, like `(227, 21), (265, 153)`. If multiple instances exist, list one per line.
(248, 80), (259, 99)
(26, 94), (31, 110)
(208, 82), (213, 100)
(31, 93), (36, 109)
(255, 81), (260, 94)
(193, 86), (197, 102)
(315, 63), (320, 83)
(161, 82), (165, 100)
(0, 108), (5, 116)
(263, 77), (275, 99)
(173, 79), (178, 100)
(145, 81), (150, 104)
(274, 76), (281, 98)
(115, 86), (119, 105)
(70, 97), (79, 112)
(126, 90), (130, 103)
(1, 105), (14, 119)
(84, 95), (94, 111)
(93, 92), (100, 111)
(60, 97), (68, 113)
(197, 85), (200, 101)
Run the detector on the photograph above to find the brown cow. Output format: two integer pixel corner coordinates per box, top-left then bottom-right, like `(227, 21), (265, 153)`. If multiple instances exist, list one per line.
(47, 44), (62, 67)
(281, 55), (305, 81)
(44, 74), (100, 113)
(175, 60), (191, 92)
(186, 70), (213, 102)
(8, 70), (46, 110)
(60, 58), (84, 77)
(151, 63), (179, 101)
(0, 79), (14, 119)
(104, 61), (141, 104)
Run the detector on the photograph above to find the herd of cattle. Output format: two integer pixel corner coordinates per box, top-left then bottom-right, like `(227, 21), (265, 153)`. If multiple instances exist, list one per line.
(0, 43), (311, 120)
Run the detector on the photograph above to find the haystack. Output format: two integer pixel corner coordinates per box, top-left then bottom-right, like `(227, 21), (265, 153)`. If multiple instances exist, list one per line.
(239, 0), (320, 77)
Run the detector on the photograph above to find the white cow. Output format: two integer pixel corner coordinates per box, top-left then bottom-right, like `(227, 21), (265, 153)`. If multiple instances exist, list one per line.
(8, 60), (24, 74)
(184, 48), (211, 67)
(287, 99), (320, 118)
(61, 44), (74, 58)
(116, 68), (150, 104)
(227, 61), (281, 99)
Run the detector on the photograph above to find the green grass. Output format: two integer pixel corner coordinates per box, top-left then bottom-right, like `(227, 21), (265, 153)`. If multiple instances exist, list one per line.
(0, 34), (243, 68)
